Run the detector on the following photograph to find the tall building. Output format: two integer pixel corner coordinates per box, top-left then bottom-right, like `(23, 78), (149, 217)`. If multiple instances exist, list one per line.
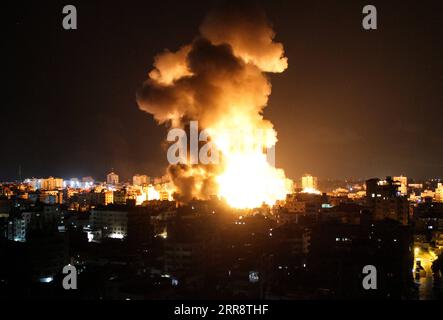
(98, 190), (114, 206)
(39, 190), (63, 205)
(366, 177), (399, 198)
(393, 176), (408, 196)
(7, 212), (32, 242)
(113, 190), (127, 205)
(301, 174), (318, 190)
(40, 177), (63, 190)
(374, 197), (410, 225)
(133, 174), (149, 186)
(107, 171), (119, 185)
(90, 206), (128, 240)
(24, 178), (42, 190)
(366, 177), (410, 225)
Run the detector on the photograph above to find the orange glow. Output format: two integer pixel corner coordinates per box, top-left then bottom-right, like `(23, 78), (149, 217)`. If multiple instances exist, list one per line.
(301, 187), (321, 195)
(206, 115), (292, 209)
(216, 152), (292, 209)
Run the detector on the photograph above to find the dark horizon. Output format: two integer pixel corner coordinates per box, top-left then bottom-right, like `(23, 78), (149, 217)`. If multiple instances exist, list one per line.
(3, 0), (443, 181)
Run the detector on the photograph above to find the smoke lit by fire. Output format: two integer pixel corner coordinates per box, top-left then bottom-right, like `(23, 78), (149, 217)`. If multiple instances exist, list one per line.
(137, 3), (293, 208)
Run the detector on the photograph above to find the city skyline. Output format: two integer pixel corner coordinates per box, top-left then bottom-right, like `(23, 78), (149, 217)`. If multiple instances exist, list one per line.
(2, 167), (440, 185)
(2, 167), (443, 300)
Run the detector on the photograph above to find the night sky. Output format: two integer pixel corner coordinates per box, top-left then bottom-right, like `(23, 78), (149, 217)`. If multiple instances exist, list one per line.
(3, 0), (443, 182)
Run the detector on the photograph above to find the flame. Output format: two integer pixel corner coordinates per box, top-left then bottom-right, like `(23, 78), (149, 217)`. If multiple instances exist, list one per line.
(147, 185), (160, 201)
(216, 152), (292, 209)
(208, 121), (292, 209)
(145, 183), (175, 202)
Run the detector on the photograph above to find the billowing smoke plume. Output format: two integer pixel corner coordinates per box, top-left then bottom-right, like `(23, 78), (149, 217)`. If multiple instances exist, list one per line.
(137, 3), (290, 204)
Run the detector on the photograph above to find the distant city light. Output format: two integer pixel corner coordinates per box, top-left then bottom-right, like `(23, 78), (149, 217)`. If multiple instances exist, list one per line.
(249, 271), (259, 283)
(109, 233), (124, 240)
(39, 277), (53, 283)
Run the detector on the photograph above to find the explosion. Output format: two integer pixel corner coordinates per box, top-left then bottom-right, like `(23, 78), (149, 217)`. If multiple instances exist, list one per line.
(137, 3), (293, 209)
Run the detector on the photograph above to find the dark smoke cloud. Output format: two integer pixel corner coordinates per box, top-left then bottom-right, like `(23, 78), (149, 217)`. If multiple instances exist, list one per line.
(137, 2), (288, 202)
